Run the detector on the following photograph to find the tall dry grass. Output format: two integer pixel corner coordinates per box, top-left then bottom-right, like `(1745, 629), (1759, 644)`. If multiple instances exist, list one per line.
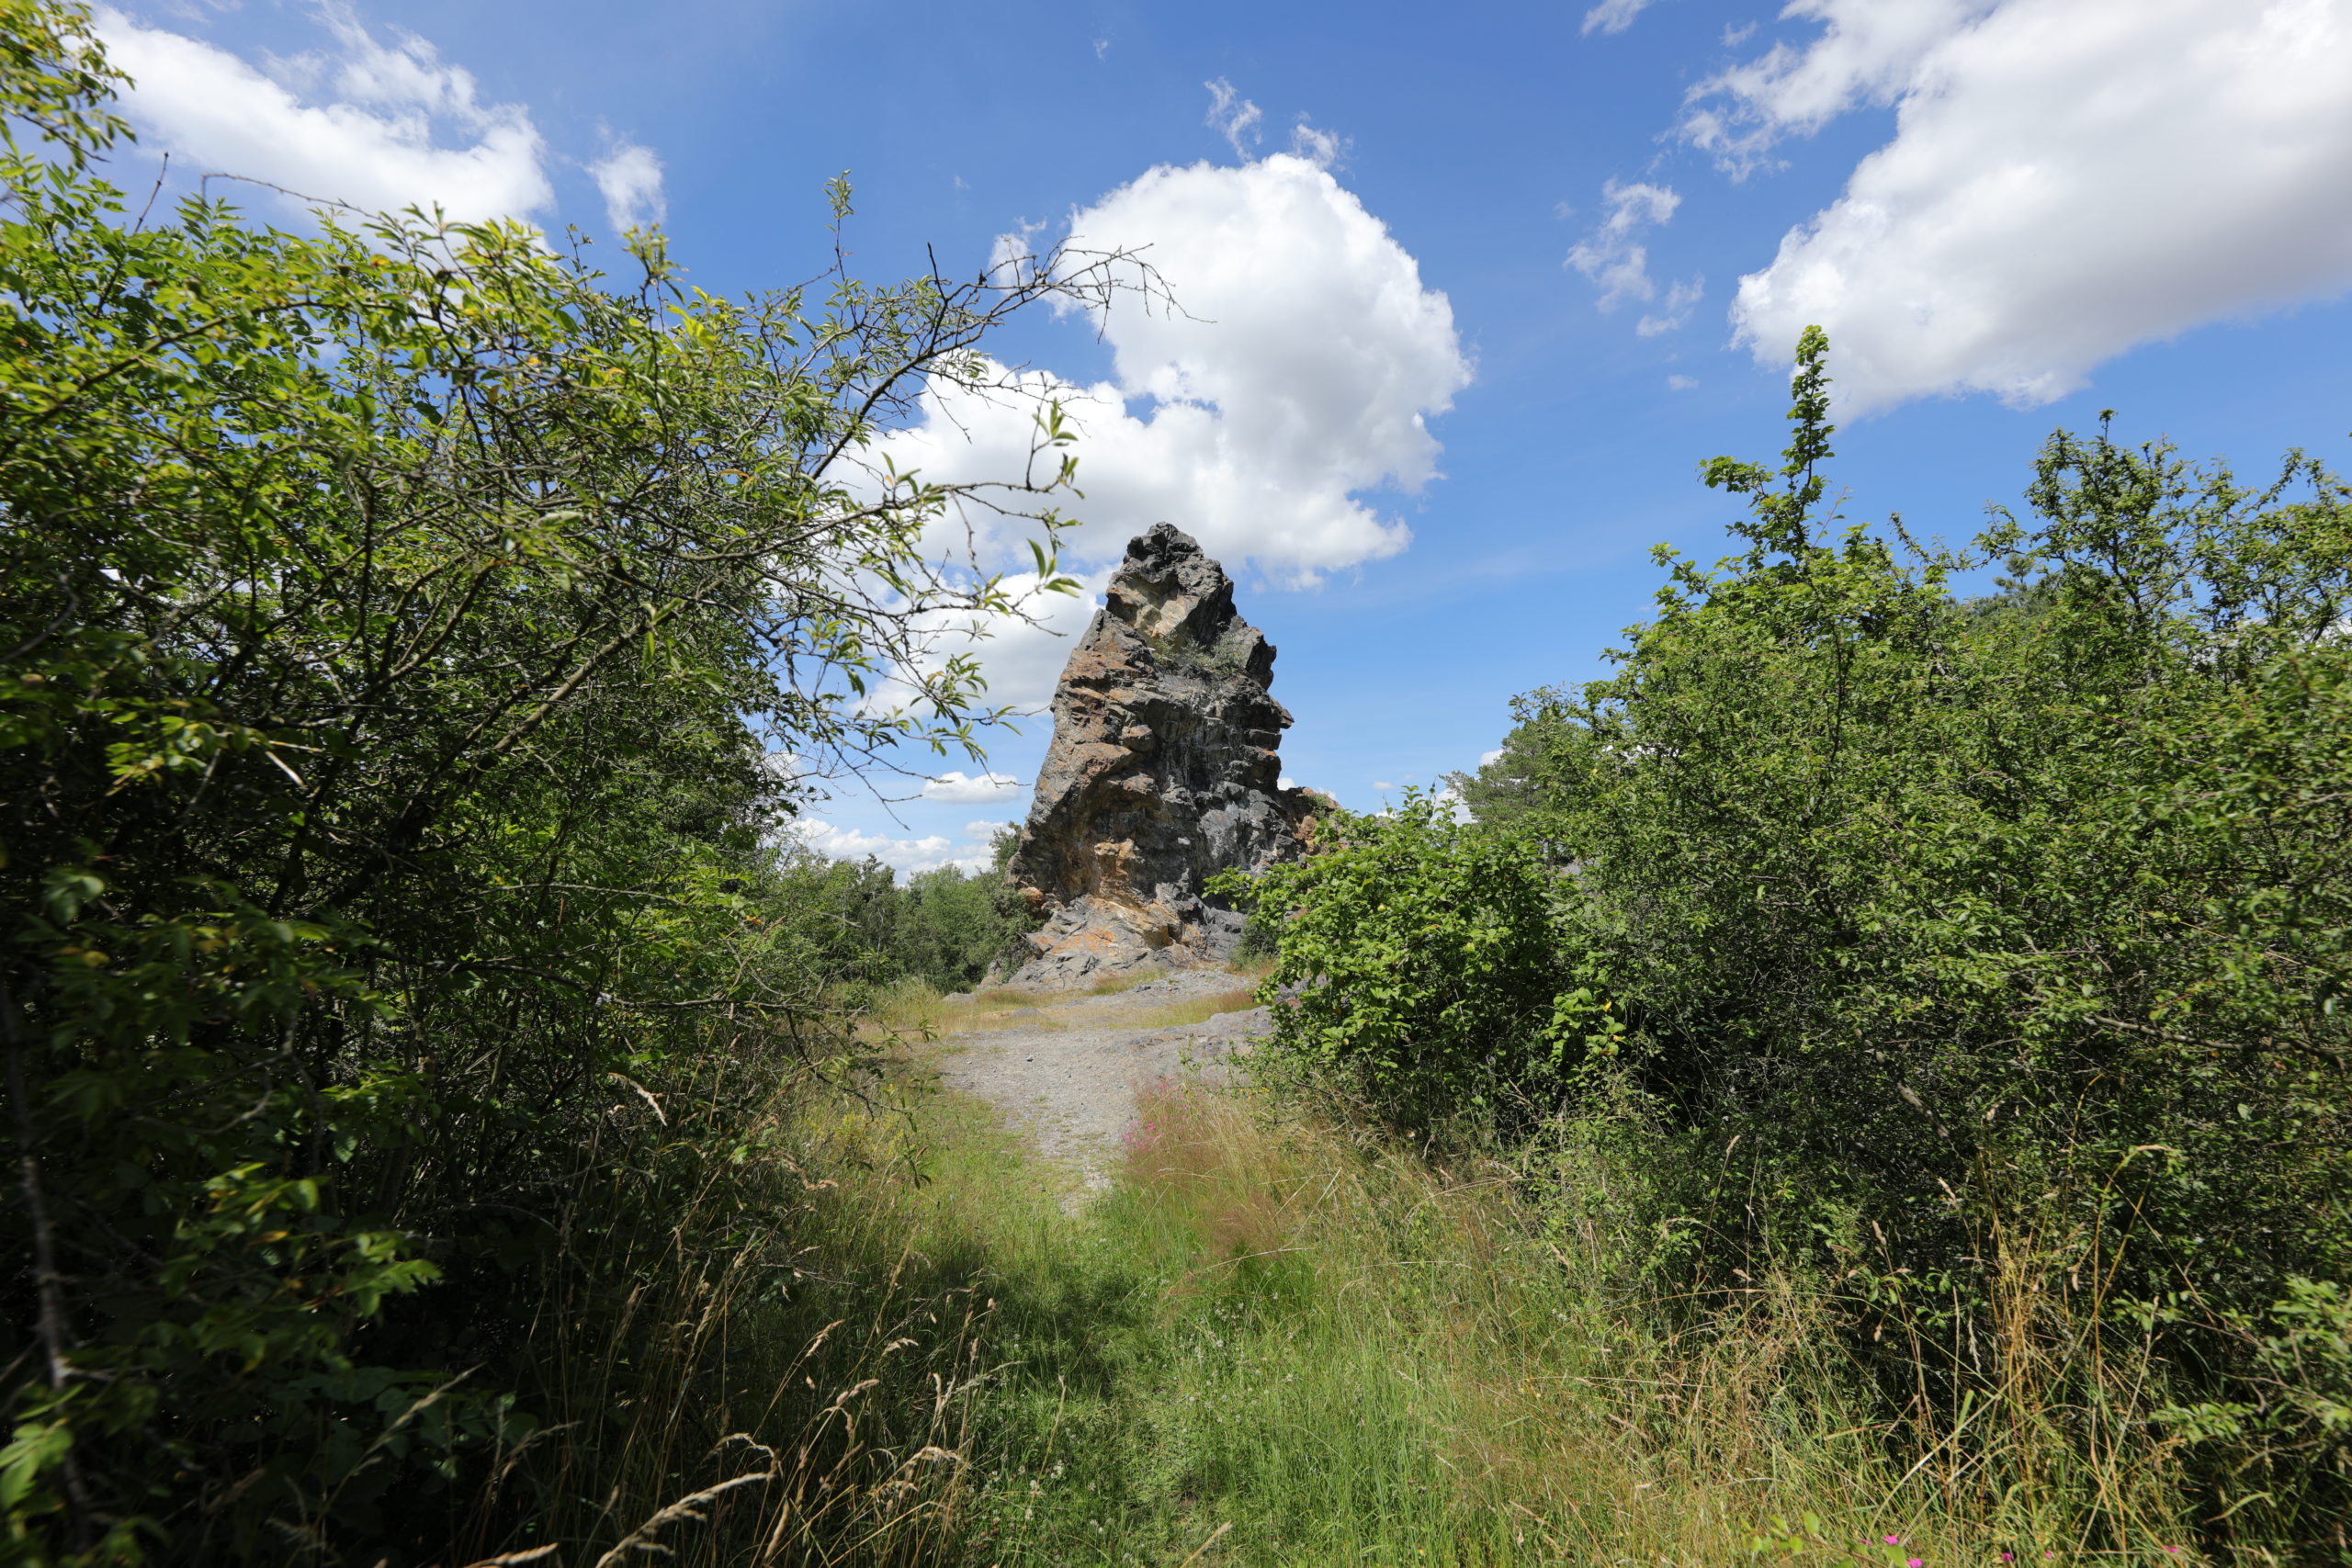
(860, 976), (1063, 1038)
(453, 1054), (2223, 1566)
(1528, 1111), (2211, 1565)
(861, 974), (1262, 1043)
(442, 1054), (1049, 1567)
(929, 1080), (2212, 1564)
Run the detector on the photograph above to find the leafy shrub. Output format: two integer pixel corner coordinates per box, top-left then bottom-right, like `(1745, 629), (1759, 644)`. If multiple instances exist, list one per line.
(1314, 329), (2352, 1551)
(0, 6), (1133, 1557)
(1518, 330), (2352, 1338)
(1214, 794), (1593, 1124)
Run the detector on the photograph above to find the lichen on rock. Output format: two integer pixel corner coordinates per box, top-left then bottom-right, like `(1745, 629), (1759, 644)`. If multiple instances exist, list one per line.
(1003, 524), (1322, 988)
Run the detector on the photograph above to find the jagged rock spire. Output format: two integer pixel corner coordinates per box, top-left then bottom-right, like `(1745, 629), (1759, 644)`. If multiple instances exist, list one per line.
(1003, 525), (1319, 987)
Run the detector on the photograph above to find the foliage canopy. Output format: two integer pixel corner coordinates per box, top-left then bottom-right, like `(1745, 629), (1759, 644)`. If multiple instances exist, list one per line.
(0, 2), (1126, 1555)
(1272, 328), (2352, 1551)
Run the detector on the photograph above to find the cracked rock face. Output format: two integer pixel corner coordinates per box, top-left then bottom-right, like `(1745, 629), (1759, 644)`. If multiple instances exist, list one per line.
(1003, 525), (1322, 988)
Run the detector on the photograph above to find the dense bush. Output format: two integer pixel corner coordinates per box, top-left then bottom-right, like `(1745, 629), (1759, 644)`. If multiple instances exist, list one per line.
(1271, 329), (2352, 1552)
(1215, 795), (1598, 1123)
(0, 6), (1122, 1558)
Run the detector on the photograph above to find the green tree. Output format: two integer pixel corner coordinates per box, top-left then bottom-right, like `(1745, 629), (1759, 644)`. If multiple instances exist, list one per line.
(1441, 704), (1579, 835)
(1265, 328), (2352, 1547)
(0, 4), (1143, 1555)
(890, 863), (1018, 990)
(887, 825), (1031, 988)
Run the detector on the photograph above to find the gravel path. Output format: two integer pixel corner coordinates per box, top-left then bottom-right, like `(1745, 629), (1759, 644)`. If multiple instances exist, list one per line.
(928, 969), (1273, 1190)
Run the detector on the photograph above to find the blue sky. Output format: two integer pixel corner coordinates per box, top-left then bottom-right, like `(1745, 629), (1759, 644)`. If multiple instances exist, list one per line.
(90, 0), (2352, 870)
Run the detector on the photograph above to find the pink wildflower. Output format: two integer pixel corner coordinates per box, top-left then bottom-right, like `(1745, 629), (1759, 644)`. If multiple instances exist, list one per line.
(1886, 1537), (1903, 1546)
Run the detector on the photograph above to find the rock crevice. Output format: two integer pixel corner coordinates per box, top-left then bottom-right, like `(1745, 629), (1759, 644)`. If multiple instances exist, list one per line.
(1004, 525), (1319, 988)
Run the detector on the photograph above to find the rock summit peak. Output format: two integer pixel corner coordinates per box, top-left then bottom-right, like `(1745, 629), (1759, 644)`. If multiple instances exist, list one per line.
(1002, 526), (1320, 987)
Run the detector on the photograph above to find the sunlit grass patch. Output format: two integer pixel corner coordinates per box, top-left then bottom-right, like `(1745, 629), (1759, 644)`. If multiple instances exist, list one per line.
(865, 976), (1069, 1038)
(1223, 951), (1279, 985)
(949, 1081), (2208, 1565)
(943, 1085), (1917, 1565)
(1121, 986), (1263, 1032)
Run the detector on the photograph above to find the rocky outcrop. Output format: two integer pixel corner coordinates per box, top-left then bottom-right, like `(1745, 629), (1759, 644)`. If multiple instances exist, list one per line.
(1003, 525), (1321, 988)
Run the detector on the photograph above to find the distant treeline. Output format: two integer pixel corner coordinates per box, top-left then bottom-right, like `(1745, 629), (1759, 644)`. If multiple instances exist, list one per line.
(790, 829), (1035, 994)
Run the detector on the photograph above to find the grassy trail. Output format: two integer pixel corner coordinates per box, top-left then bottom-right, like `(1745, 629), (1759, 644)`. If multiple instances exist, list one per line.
(758, 1068), (2015, 1568)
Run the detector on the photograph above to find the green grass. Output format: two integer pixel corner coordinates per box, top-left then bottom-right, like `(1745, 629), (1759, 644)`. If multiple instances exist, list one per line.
(866, 973), (1263, 1042)
(1121, 985), (1262, 1030)
(512, 1063), (2207, 1566)
(912, 1086), (1937, 1567)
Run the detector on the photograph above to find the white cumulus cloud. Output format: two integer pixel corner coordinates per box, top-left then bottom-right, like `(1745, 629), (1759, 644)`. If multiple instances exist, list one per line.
(93, 3), (554, 221)
(888, 567), (1109, 719)
(1712, 0), (2352, 412)
(795, 822), (951, 869)
(884, 153), (1470, 590)
(793, 818), (1007, 875)
(922, 770), (1023, 803)
(1682, 0), (1993, 175)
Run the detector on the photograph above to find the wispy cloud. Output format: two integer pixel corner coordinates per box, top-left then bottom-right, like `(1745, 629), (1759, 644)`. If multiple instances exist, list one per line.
(1636, 276), (1704, 336)
(1289, 117), (1344, 169)
(1204, 76), (1262, 157)
(587, 137), (664, 231)
(1566, 178), (1681, 311)
(1582, 0), (1663, 36)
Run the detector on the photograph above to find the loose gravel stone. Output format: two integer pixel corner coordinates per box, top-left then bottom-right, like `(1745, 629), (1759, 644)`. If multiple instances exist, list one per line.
(927, 975), (1272, 1197)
